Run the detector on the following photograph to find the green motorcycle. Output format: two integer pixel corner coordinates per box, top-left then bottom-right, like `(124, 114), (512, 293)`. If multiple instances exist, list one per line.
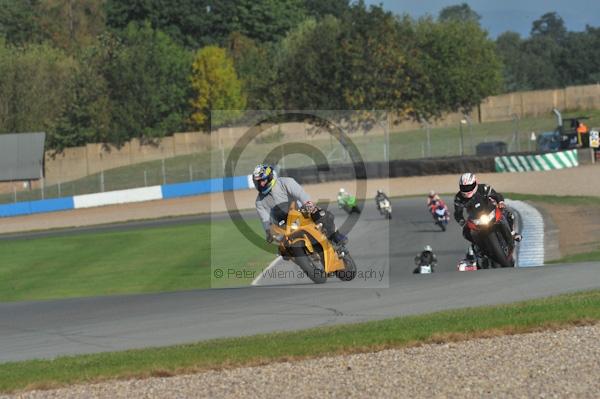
(338, 194), (361, 214)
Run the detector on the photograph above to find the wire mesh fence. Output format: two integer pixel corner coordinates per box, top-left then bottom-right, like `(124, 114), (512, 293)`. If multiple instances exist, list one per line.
(0, 110), (578, 205)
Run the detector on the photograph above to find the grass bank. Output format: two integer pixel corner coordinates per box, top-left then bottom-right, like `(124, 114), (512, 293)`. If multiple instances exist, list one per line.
(0, 218), (274, 302)
(506, 192), (600, 206)
(506, 193), (600, 263)
(1, 289), (599, 393)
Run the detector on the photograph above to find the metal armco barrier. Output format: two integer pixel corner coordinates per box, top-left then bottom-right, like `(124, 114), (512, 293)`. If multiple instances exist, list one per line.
(495, 149), (579, 173)
(0, 151), (578, 219)
(282, 156), (496, 184)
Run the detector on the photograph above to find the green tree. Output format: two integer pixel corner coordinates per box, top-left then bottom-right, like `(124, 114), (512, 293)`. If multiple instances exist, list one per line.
(339, 7), (423, 114)
(190, 46), (246, 130)
(227, 33), (279, 109)
(495, 31), (529, 91)
(438, 3), (481, 24)
(51, 47), (112, 150)
(304, 0), (351, 19)
(276, 17), (345, 109)
(0, 0), (42, 46)
(105, 0), (213, 48)
(106, 0), (306, 47)
(103, 23), (193, 143)
(560, 27), (600, 84)
(275, 4), (426, 116)
(35, 0), (106, 52)
(415, 18), (502, 116)
(209, 0), (307, 44)
(0, 40), (77, 136)
(531, 12), (567, 41)
(519, 35), (561, 89)
(495, 12), (600, 90)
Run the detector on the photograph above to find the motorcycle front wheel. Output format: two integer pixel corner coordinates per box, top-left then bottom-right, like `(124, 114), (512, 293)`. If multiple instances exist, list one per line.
(486, 231), (513, 268)
(290, 242), (327, 284)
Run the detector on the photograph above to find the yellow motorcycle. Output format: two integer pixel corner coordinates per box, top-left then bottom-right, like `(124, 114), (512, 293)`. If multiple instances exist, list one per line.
(270, 202), (357, 284)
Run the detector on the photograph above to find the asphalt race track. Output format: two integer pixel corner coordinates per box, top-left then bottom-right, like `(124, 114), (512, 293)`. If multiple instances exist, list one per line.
(1, 198), (599, 362)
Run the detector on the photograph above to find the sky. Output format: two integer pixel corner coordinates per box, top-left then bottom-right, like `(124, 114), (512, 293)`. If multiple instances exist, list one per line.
(363, 0), (600, 38)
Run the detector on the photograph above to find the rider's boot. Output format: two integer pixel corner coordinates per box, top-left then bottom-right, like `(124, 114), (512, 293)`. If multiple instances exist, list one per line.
(506, 211), (522, 242)
(331, 231), (348, 254)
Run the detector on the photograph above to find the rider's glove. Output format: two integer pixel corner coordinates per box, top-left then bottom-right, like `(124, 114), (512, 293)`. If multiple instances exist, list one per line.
(498, 201), (506, 209)
(302, 201), (317, 214)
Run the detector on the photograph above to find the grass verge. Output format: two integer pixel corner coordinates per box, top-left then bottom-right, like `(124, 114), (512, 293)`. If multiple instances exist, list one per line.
(0, 218), (274, 302)
(1, 289), (599, 393)
(547, 247), (600, 263)
(505, 192), (600, 263)
(505, 192), (600, 205)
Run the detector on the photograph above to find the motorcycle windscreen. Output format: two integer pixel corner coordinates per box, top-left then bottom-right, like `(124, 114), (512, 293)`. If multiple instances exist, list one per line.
(270, 202), (291, 226)
(465, 194), (494, 220)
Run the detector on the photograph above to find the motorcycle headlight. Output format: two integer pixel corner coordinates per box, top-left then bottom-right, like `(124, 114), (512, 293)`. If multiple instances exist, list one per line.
(290, 219), (300, 231)
(475, 210), (495, 226)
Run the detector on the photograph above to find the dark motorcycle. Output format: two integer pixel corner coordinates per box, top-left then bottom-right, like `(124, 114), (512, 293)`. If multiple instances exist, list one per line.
(464, 195), (515, 268)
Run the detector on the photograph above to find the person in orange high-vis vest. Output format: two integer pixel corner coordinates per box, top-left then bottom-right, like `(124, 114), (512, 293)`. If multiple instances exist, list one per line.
(576, 121), (589, 147)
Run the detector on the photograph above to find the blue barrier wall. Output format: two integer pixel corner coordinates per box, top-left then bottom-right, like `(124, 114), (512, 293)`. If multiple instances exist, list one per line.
(0, 176), (252, 218)
(0, 197), (74, 218)
(161, 176), (250, 199)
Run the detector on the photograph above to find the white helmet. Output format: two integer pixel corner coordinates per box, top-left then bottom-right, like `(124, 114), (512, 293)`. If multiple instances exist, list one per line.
(339, 188), (346, 194)
(424, 245), (432, 252)
(459, 173), (477, 198)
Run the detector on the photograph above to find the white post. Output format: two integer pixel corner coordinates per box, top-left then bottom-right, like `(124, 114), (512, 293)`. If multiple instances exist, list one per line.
(427, 123), (431, 157)
(40, 166), (44, 200)
(383, 122), (389, 162)
(221, 146), (225, 174)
